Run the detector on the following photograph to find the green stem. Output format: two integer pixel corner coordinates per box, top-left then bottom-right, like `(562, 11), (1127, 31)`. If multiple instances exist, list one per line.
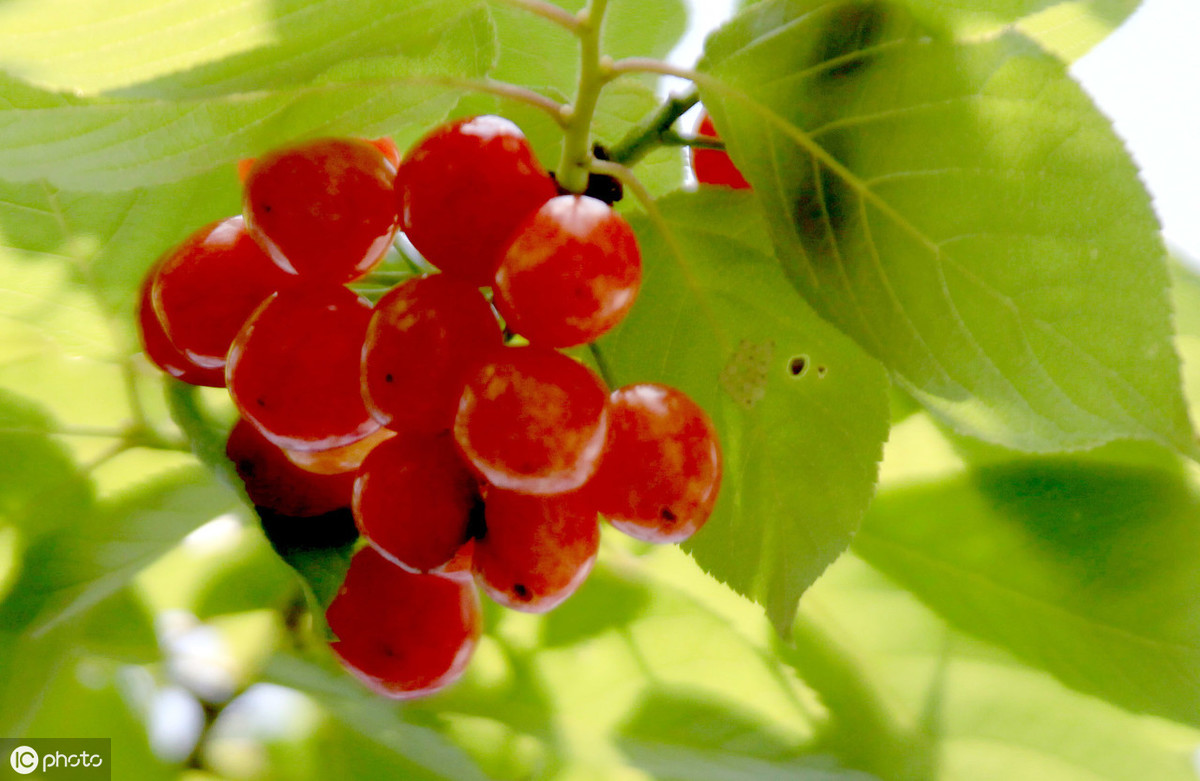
(606, 87), (699, 167)
(662, 132), (724, 150)
(555, 0), (611, 193)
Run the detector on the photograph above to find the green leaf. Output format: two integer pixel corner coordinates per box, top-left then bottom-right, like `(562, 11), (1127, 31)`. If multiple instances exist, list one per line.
(193, 525), (298, 620)
(699, 0), (1192, 455)
(617, 687), (878, 781)
(267, 655), (493, 781)
(1015, 0), (1141, 62)
(0, 8), (497, 190)
(854, 413), (1200, 727)
(796, 553), (1200, 781)
(0, 0), (488, 97)
(1169, 256), (1200, 416)
(0, 465), (239, 636)
(0, 389), (96, 535)
(602, 189), (890, 632)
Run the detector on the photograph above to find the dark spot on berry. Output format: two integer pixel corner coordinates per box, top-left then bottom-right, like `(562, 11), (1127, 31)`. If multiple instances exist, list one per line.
(816, 1), (888, 83)
(256, 397), (266, 407)
(789, 356), (808, 376)
(513, 583), (530, 600)
(262, 204), (272, 213)
(384, 373), (394, 383)
(660, 507), (677, 522)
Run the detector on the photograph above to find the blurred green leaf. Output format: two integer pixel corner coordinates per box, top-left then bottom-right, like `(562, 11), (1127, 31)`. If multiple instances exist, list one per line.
(797, 553), (1200, 780)
(267, 655), (492, 781)
(193, 525), (298, 620)
(602, 189), (889, 632)
(0, 465), (239, 636)
(19, 657), (174, 779)
(855, 414), (1200, 728)
(0, 9), (497, 190)
(0, 0), (489, 97)
(80, 587), (159, 664)
(699, 0), (1191, 455)
(617, 687), (877, 781)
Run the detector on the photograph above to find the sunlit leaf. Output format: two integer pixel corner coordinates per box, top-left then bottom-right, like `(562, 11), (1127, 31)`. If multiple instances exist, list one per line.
(602, 189), (889, 632)
(699, 0), (1192, 454)
(0, 9), (497, 190)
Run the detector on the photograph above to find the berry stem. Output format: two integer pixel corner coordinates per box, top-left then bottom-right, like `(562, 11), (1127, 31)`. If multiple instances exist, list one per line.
(492, 0), (582, 32)
(555, 0), (611, 194)
(606, 87), (699, 167)
(587, 342), (617, 389)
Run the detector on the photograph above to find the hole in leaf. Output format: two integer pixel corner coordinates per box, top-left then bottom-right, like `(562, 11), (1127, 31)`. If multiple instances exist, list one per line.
(788, 355), (809, 377)
(817, 365), (828, 378)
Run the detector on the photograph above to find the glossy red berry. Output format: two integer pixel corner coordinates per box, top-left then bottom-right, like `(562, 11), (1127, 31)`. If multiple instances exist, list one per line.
(494, 195), (641, 347)
(398, 116), (557, 285)
(361, 275), (502, 434)
(589, 384), (722, 543)
(326, 546), (481, 700)
(473, 488), (599, 613)
(691, 111), (751, 190)
(353, 432), (481, 574)
(151, 216), (290, 370)
(137, 265), (225, 387)
(243, 137), (398, 283)
(225, 418), (354, 516)
(454, 345), (609, 495)
(227, 285), (380, 451)
(283, 427), (395, 476)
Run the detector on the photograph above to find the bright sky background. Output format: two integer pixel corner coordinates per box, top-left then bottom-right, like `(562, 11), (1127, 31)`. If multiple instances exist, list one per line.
(668, 0), (1200, 262)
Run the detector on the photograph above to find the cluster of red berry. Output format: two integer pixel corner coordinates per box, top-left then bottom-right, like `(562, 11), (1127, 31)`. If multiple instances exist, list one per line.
(137, 115), (722, 699)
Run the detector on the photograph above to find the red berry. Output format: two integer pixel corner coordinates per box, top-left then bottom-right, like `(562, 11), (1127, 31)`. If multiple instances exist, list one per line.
(473, 488), (599, 612)
(283, 427), (395, 476)
(137, 265), (225, 387)
(151, 216), (290, 370)
(691, 111), (751, 190)
(225, 418), (354, 516)
(353, 432), (481, 573)
(589, 384), (722, 543)
(243, 137), (398, 283)
(227, 285), (380, 451)
(398, 116), (556, 285)
(326, 547), (481, 700)
(494, 195), (641, 347)
(454, 345), (609, 495)
(361, 275), (502, 434)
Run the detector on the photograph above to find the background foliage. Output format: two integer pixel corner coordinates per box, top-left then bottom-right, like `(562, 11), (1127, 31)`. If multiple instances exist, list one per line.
(1, 0), (1197, 778)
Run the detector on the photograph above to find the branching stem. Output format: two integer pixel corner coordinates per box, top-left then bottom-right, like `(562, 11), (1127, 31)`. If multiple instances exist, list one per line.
(555, 0), (611, 193)
(606, 87), (699, 166)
